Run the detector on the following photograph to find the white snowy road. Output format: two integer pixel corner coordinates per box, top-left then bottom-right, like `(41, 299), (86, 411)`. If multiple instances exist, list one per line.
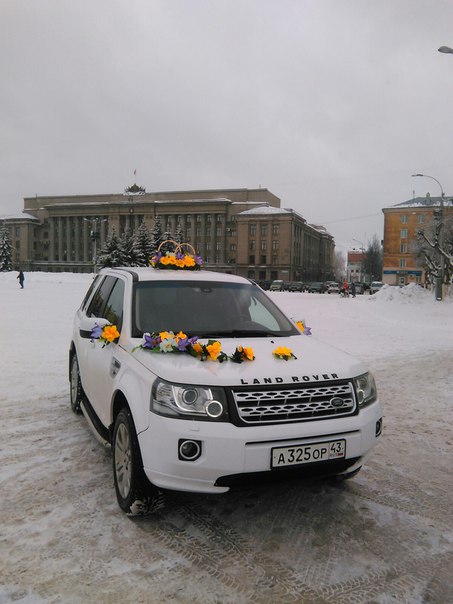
(1, 273), (452, 603)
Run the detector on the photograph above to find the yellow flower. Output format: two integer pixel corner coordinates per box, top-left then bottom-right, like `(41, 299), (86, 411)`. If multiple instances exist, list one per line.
(192, 342), (203, 355)
(175, 331), (187, 341)
(102, 325), (120, 342)
(183, 256), (195, 267)
(159, 331), (171, 340)
(207, 341), (222, 360)
(160, 256), (172, 265)
(296, 321), (305, 332)
(273, 345), (294, 359)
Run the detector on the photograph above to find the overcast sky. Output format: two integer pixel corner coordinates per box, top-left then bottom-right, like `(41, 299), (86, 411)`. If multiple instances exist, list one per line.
(1, 0), (452, 252)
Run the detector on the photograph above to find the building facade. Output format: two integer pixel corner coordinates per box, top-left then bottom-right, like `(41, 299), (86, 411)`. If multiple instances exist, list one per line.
(382, 196), (453, 286)
(346, 250), (364, 283)
(1, 186), (334, 280)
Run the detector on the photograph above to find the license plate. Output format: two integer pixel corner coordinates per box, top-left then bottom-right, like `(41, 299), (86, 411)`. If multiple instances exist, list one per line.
(271, 439), (346, 468)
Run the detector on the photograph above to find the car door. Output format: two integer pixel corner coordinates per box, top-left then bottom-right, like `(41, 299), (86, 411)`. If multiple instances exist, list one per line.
(82, 276), (125, 427)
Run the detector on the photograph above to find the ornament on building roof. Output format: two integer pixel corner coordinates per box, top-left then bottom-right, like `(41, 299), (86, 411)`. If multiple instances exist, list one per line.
(124, 183), (146, 196)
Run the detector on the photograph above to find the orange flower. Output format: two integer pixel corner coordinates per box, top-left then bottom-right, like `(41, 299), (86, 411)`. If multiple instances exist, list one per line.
(102, 325), (120, 342)
(243, 346), (255, 361)
(273, 345), (295, 360)
(175, 331), (187, 341)
(207, 341), (222, 360)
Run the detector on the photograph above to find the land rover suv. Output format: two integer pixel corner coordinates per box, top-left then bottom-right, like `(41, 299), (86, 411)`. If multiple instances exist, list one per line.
(70, 267), (382, 513)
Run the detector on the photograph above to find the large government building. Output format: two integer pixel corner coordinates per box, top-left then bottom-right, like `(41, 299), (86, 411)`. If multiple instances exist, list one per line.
(1, 185), (334, 282)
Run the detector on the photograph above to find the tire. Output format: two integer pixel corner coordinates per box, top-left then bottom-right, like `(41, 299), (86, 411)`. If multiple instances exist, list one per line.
(70, 353), (85, 414)
(113, 408), (164, 515)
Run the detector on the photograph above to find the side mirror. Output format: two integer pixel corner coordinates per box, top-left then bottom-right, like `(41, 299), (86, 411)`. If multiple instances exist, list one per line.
(79, 317), (110, 339)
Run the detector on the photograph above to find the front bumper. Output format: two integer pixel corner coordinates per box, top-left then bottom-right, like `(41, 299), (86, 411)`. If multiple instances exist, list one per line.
(138, 399), (382, 493)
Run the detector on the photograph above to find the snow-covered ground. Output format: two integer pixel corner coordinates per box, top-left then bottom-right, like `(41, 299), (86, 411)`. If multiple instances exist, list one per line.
(1, 273), (452, 603)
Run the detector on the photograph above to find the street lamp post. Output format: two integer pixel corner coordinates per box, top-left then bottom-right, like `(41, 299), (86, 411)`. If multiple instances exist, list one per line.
(411, 173), (445, 300)
(83, 217), (107, 273)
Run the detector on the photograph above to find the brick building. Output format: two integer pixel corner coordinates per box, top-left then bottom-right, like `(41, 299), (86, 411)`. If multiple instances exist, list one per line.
(382, 196), (453, 286)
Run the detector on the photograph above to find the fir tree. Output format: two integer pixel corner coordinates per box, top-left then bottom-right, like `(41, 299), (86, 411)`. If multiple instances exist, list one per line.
(133, 221), (154, 266)
(174, 224), (185, 245)
(119, 229), (139, 266)
(98, 229), (122, 267)
(150, 216), (163, 255)
(0, 227), (13, 272)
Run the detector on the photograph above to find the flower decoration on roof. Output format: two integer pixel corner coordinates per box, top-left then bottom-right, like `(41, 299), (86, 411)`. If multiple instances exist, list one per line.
(134, 331), (254, 363)
(273, 346), (297, 361)
(90, 323), (120, 346)
(295, 320), (312, 335)
(150, 240), (203, 270)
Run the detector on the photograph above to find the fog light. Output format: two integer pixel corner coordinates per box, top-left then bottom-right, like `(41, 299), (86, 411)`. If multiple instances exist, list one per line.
(178, 439), (202, 461)
(376, 418), (383, 437)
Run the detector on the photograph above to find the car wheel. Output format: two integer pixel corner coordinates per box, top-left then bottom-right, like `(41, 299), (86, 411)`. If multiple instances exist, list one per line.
(113, 408), (164, 515)
(70, 353), (85, 414)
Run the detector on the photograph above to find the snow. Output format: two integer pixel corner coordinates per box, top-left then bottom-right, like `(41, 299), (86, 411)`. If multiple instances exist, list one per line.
(1, 272), (452, 602)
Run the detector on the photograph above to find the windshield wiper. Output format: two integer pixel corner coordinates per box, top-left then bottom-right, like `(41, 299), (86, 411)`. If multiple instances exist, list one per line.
(195, 330), (278, 338)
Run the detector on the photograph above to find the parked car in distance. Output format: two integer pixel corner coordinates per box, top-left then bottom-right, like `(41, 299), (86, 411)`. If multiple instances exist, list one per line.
(257, 280), (271, 291)
(353, 282), (364, 295)
(327, 282), (340, 294)
(370, 281), (383, 295)
(288, 281), (304, 292)
(270, 279), (284, 291)
(307, 282), (326, 293)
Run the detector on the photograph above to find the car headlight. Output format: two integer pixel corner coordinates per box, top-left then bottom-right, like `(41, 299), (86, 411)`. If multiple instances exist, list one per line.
(151, 378), (228, 421)
(354, 372), (377, 408)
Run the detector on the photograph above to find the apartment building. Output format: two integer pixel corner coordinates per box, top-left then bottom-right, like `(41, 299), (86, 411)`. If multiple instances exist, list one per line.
(1, 185), (334, 280)
(382, 196), (453, 285)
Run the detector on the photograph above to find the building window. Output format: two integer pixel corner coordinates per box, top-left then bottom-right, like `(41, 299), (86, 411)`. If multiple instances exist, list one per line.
(216, 242), (221, 251)
(272, 240), (279, 250)
(216, 214), (222, 223)
(205, 242), (211, 251)
(206, 214), (211, 223)
(260, 255), (266, 264)
(401, 214), (408, 224)
(260, 224), (267, 236)
(230, 243), (236, 251)
(249, 240), (255, 250)
(400, 229), (408, 238)
(196, 227), (201, 236)
(249, 224), (256, 236)
(216, 227), (222, 237)
(418, 214), (425, 224)
(248, 269), (255, 279)
(399, 258), (406, 268)
(196, 215), (202, 223)
(206, 227), (211, 237)
(272, 254), (278, 264)
(260, 240), (267, 251)
(273, 224), (279, 235)
(186, 215), (192, 224)
(400, 243), (408, 253)
(249, 255), (255, 264)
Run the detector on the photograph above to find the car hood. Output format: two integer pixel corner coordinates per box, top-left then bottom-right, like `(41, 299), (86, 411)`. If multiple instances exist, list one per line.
(125, 335), (366, 386)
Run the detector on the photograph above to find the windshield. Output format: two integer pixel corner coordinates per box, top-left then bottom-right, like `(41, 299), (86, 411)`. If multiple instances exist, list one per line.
(132, 280), (299, 338)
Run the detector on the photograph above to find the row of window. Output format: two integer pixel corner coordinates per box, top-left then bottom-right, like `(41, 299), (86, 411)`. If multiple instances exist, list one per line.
(249, 224), (280, 236)
(400, 214), (425, 224)
(249, 240), (279, 251)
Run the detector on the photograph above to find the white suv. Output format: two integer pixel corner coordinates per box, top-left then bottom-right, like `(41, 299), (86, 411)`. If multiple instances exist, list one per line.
(70, 267), (382, 513)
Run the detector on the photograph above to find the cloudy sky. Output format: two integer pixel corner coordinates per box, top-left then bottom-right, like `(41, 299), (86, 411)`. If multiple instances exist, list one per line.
(1, 0), (452, 252)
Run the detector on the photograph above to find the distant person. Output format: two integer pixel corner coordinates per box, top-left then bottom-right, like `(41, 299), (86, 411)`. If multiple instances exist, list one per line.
(350, 282), (356, 298)
(342, 281), (349, 297)
(17, 270), (24, 289)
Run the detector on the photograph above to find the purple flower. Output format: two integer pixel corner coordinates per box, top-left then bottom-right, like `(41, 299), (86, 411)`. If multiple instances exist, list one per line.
(90, 323), (103, 339)
(194, 255), (203, 266)
(177, 337), (189, 351)
(304, 326), (312, 336)
(143, 333), (161, 349)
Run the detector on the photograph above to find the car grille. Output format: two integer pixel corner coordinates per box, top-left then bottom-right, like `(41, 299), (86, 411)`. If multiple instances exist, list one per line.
(232, 382), (356, 424)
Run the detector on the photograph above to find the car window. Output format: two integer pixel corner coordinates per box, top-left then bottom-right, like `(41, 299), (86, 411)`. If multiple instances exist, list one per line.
(80, 275), (103, 312)
(86, 276), (117, 318)
(104, 278), (125, 330)
(132, 281), (298, 338)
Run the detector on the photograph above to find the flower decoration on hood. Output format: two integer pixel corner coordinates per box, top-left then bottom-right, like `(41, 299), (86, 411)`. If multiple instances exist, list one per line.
(273, 346), (297, 361)
(90, 323), (120, 346)
(134, 331), (254, 364)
